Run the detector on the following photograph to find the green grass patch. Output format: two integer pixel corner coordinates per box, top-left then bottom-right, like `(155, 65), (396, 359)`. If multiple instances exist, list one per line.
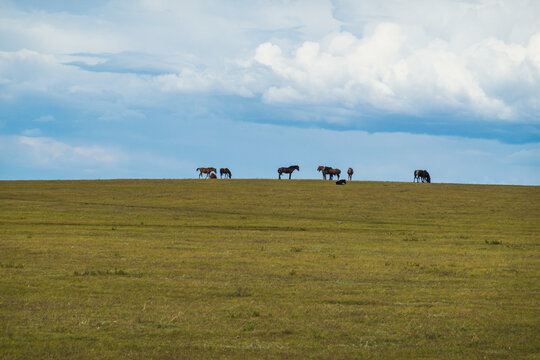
(0, 179), (538, 359)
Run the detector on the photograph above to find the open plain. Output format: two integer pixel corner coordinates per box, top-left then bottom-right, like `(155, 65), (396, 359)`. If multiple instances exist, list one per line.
(0, 179), (539, 359)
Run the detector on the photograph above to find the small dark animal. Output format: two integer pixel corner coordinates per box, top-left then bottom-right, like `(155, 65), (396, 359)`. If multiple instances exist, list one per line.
(336, 179), (347, 185)
(278, 165), (300, 179)
(220, 168), (232, 179)
(347, 168), (354, 181)
(209, 173), (217, 179)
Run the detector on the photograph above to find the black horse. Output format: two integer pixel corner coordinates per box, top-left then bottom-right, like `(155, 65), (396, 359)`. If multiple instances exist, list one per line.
(278, 165), (300, 179)
(220, 168), (232, 179)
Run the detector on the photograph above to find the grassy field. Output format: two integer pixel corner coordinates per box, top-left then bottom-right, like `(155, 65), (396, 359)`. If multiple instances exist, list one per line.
(0, 179), (539, 359)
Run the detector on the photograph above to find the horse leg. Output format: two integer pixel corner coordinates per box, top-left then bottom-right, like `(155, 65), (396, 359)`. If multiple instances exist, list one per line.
(289, 172), (292, 180)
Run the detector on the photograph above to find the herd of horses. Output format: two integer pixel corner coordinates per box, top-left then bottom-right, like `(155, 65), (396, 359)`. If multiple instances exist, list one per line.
(197, 166), (431, 183)
(196, 167), (231, 179)
(316, 166), (354, 181)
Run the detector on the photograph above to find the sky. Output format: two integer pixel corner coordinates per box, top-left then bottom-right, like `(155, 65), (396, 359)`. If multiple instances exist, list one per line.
(0, 0), (539, 184)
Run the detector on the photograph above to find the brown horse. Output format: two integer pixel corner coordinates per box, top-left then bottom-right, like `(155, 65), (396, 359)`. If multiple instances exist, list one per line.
(196, 167), (217, 179)
(220, 168), (231, 179)
(278, 165), (300, 179)
(317, 166), (333, 180)
(347, 168), (354, 181)
(327, 168), (341, 180)
(209, 173), (217, 179)
(414, 170), (431, 183)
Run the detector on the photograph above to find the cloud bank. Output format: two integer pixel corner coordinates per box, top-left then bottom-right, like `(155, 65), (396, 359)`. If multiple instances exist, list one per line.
(255, 26), (540, 121)
(1, 0), (539, 127)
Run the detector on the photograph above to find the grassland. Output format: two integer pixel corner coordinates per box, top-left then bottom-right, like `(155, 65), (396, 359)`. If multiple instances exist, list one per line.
(0, 179), (539, 359)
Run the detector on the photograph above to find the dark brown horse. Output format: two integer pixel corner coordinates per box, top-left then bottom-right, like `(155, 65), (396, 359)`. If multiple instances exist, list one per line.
(209, 173), (217, 179)
(196, 167), (217, 179)
(317, 166), (333, 180)
(278, 165), (300, 179)
(220, 168), (231, 179)
(327, 168), (341, 180)
(414, 170), (431, 183)
(347, 168), (354, 181)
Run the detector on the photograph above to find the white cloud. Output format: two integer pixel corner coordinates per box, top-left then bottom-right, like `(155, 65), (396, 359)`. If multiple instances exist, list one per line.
(21, 128), (41, 136)
(0, 0), (539, 124)
(0, 135), (125, 169)
(253, 24), (540, 120)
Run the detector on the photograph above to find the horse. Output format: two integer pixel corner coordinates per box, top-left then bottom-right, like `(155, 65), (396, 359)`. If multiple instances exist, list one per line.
(414, 170), (421, 182)
(220, 168), (231, 179)
(209, 173), (217, 179)
(278, 165), (300, 179)
(196, 167), (217, 179)
(414, 170), (431, 183)
(347, 168), (354, 181)
(327, 168), (341, 180)
(336, 179), (347, 185)
(317, 166), (333, 180)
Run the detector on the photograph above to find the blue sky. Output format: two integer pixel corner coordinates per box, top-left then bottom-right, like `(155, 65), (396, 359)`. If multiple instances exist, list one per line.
(0, 0), (539, 184)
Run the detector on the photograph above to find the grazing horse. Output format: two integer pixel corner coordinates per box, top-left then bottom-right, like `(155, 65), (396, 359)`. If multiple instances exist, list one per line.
(220, 168), (232, 179)
(414, 170), (431, 183)
(278, 165), (300, 179)
(336, 179), (346, 185)
(414, 170), (421, 182)
(423, 170), (431, 183)
(196, 167), (217, 179)
(317, 166), (333, 180)
(327, 168), (341, 180)
(347, 168), (354, 181)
